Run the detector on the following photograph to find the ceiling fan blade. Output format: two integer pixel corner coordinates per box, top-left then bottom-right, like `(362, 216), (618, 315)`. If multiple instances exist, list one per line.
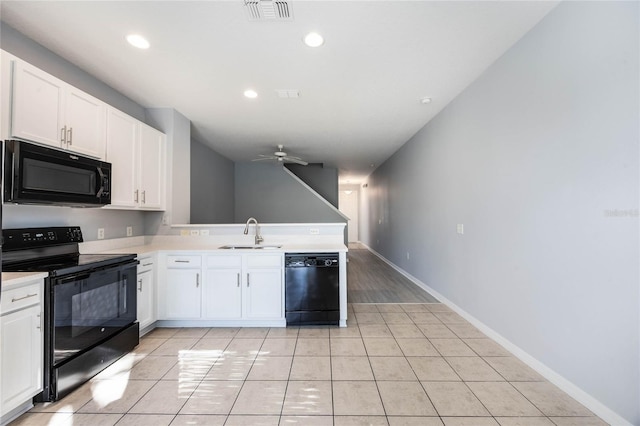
(252, 157), (275, 162)
(285, 157), (308, 166)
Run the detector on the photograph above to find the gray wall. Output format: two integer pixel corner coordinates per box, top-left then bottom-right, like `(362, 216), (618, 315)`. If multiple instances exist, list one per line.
(0, 23), (145, 121)
(1, 23), (149, 241)
(190, 139), (235, 224)
(285, 164), (339, 208)
(363, 2), (639, 424)
(235, 163), (346, 224)
(145, 108), (191, 231)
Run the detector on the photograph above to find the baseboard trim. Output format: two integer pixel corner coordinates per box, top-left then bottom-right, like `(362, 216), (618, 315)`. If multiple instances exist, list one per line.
(360, 243), (632, 426)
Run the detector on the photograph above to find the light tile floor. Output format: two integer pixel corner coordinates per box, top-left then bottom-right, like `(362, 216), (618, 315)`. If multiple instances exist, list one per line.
(11, 303), (608, 426)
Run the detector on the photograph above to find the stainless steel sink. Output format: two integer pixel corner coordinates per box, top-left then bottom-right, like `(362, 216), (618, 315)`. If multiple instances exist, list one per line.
(219, 245), (282, 250)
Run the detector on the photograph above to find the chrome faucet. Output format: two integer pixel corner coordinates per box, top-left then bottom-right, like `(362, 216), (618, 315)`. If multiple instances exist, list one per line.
(244, 217), (264, 245)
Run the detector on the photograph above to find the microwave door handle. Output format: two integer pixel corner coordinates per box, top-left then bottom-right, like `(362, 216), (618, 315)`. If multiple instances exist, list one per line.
(96, 166), (105, 197)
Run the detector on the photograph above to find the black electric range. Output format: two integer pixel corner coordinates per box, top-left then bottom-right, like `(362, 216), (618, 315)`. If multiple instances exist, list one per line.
(1, 226), (139, 402)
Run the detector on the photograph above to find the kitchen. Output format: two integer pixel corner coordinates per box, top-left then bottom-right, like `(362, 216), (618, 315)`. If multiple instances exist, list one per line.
(0, 1), (638, 426)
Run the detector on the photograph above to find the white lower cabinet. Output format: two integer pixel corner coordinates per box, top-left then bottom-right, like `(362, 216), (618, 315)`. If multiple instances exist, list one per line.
(136, 255), (156, 332)
(203, 254), (283, 320)
(159, 252), (284, 324)
(0, 278), (43, 420)
(162, 255), (202, 320)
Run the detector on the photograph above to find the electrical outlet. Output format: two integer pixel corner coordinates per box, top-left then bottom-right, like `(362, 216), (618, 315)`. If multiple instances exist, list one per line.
(162, 213), (169, 225)
(200, 229), (210, 236)
(97, 228), (105, 240)
(457, 224), (464, 234)
(190, 230), (200, 236)
(406, 251), (410, 260)
(180, 229), (190, 236)
(126, 226), (133, 237)
(309, 228), (320, 235)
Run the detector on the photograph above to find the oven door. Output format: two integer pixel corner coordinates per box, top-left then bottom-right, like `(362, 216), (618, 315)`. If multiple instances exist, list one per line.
(51, 261), (136, 366)
(3, 139), (111, 206)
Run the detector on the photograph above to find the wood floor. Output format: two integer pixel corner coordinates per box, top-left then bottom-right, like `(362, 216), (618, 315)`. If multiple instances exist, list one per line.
(347, 247), (439, 303)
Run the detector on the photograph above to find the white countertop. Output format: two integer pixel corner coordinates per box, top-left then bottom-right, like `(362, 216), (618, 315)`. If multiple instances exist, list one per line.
(100, 242), (348, 257)
(2, 272), (48, 290)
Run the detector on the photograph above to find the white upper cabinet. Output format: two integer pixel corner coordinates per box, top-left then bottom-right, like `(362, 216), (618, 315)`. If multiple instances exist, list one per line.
(10, 60), (64, 147)
(106, 108), (138, 208)
(64, 87), (106, 158)
(10, 60), (106, 159)
(106, 108), (165, 211)
(138, 124), (165, 210)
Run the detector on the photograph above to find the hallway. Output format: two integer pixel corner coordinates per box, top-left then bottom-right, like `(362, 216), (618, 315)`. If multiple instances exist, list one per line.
(347, 248), (439, 304)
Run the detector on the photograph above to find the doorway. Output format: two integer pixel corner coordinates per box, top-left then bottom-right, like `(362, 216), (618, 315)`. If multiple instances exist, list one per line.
(339, 188), (359, 243)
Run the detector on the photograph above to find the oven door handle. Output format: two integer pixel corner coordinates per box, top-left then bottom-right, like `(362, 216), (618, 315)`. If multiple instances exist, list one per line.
(123, 276), (127, 311)
(57, 273), (92, 285)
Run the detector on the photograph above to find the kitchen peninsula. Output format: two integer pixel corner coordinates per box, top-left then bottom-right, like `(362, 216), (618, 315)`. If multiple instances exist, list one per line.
(80, 222), (348, 332)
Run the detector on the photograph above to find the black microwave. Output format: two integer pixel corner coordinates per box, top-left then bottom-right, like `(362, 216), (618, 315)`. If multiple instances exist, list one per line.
(3, 140), (111, 207)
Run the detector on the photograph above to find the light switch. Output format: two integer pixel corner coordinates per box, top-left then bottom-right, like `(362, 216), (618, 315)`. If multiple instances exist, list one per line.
(457, 224), (464, 234)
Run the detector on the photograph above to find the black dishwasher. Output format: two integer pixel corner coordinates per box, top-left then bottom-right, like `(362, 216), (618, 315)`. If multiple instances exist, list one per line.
(285, 253), (340, 325)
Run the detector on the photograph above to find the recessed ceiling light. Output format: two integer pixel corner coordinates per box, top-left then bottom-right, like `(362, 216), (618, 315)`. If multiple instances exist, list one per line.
(420, 97), (432, 104)
(244, 89), (258, 99)
(304, 32), (324, 47)
(126, 34), (150, 49)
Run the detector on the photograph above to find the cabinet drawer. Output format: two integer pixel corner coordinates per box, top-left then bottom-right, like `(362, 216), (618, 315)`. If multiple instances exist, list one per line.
(167, 255), (201, 268)
(246, 254), (282, 268)
(1, 282), (42, 314)
(137, 256), (155, 271)
(207, 255), (242, 268)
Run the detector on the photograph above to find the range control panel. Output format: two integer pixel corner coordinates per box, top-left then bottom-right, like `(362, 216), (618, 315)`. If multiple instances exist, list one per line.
(2, 226), (83, 251)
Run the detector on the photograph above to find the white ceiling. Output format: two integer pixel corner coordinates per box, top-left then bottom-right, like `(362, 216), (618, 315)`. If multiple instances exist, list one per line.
(0, 1), (558, 183)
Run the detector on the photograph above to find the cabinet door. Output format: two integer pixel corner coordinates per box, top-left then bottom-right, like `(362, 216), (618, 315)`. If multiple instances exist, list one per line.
(11, 60), (64, 148)
(64, 88), (106, 159)
(165, 269), (201, 319)
(203, 268), (242, 319)
(244, 269), (283, 319)
(0, 305), (42, 415)
(106, 109), (138, 208)
(138, 124), (165, 210)
(137, 268), (155, 330)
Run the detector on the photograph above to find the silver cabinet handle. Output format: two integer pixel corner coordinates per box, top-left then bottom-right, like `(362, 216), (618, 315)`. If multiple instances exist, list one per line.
(138, 278), (143, 292)
(36, 313), (42, 330)
(142, 263), (153, 267)
(237, 273), (240, 287)
(134, 189), (139, 203)
(247, 273), (250, 287)
(12, 293), (38, 303)
(142, 190), (146, 204)
(196, 273), (200, 287)
(61, 125), (67, 145)
(175, 260), (190, 263)
(67, 127), (73, 145)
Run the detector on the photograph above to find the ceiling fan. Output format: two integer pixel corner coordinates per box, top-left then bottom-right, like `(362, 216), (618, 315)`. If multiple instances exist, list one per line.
(252, 144), (308, 166)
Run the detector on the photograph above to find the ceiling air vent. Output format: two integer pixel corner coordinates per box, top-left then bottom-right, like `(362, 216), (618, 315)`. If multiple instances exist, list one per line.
(245, 0), (293, 21)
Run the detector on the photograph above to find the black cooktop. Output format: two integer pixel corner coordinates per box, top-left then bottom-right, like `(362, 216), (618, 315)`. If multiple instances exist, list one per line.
(2, 226), (137, 276)
(2, 253), (137, 276)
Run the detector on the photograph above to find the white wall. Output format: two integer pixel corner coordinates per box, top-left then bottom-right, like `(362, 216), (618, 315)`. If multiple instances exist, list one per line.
(363, 2), (639, 424)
